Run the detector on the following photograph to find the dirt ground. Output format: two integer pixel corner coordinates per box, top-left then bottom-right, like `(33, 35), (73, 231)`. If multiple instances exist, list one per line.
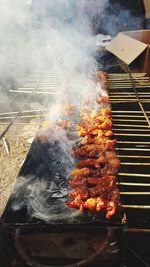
(0, 120), (40, 215)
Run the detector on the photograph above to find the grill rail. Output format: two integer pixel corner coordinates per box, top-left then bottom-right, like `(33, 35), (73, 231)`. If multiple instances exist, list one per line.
(0, 70), (150, 228)
(109, 73), (150, 218)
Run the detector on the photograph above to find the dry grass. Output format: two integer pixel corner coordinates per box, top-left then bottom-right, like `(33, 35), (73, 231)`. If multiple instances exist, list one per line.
(0, 121), (39, 215)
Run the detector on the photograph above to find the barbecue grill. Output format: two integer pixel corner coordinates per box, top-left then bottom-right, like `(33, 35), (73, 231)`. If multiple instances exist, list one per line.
(0, 70), (150, 267)
(109, 71), (150, 229)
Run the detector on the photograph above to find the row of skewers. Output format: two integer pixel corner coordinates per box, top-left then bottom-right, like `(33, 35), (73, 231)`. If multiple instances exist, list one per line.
(65, 72), (121, 219)
(35, 72), (121, 219)
(66, 106), (121, 219)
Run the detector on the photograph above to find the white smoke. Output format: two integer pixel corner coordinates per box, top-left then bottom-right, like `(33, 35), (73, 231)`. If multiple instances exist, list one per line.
(2, 0), (109, 222)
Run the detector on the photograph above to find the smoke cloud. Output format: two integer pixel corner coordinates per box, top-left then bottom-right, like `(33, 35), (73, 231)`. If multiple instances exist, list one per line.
(3, 0), (109, 222)
(0, 0), (111, 112)
(0, 0), (106, 79)
(100, 2), (143, 36)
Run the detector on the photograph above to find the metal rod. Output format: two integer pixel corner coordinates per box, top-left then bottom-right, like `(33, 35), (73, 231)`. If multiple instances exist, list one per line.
(126, 66), (150, 127)
(125, 244), (150, 267)
(125, 228), (150, 233)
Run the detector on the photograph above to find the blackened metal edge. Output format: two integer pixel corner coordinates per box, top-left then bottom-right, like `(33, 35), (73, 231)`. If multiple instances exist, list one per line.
(1, 133), (123, 226)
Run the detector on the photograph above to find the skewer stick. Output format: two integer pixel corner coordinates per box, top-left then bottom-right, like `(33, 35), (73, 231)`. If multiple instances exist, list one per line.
(113, 124), (149, 128)
(108, 78), (150, 81)
(122, 205), (150, 209)
(117, 141), (150, 144)
(110, 98), (137, 100)
(119, 155), (150, 158)
(119, 173), (150, 177)
(108, 73), (147, 77)
(110, 94), (137, 97)
(110, 95), (150, 98)
(0, 114), (47, 120)
(116, 148), (150, 151)
(112, 115), (145, 118)
(110, 96), (136, 98)
(109, 83), (150, 86)
(0, 108), (50, 116)
(109, 72), (147, 75)
(115, 133), (150, 136)
(0, 77), (45, 140)
(113, 119), (146, 122)
(110, 92), (150, 95)
(111, 100), (150, 103)
(110, 84), (150, 87)
(0, 122), (40, 125)
(112, 111), (150, 113)
(111, 100), (138, 104)
(111, 100), (138, 103)
(121, 162), (150, 166)
(114, 129), (150, 132)
(9, 90), (58, 95)
(110, 86), (150, 89)
(109, 78), (150, 82)
(120, 192), (150, 195)
(117, 182), (150, 187)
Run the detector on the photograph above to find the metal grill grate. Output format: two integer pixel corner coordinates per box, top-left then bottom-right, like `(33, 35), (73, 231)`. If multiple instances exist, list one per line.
(9, 69), (63, 95)
(108, 73), (150, 211)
